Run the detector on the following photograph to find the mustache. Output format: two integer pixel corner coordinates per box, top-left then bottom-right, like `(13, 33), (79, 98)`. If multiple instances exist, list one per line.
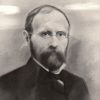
(40, 50), (66, 63)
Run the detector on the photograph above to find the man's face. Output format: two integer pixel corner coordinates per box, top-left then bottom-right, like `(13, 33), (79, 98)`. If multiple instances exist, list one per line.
(29, 10), (69, 71)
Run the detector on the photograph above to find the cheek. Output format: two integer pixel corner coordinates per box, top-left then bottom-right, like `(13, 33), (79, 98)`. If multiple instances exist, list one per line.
(58, 39), (68, 53)
(31, 35), (49, 54)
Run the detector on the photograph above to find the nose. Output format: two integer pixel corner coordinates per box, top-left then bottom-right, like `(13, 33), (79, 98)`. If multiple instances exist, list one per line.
(49, 35), (58, 49)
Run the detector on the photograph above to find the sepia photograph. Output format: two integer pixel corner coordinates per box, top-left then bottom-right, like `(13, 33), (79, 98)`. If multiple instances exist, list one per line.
(0, 0), (100, 100)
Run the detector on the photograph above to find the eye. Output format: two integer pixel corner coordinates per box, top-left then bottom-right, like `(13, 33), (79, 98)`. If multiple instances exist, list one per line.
(40, 31), (51, 37)
(56, 31), (66, 37)
(41, 32), (48, 36)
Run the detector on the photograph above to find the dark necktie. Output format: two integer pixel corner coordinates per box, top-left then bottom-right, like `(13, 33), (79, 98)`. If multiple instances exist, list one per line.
(48, 72), (65, 94)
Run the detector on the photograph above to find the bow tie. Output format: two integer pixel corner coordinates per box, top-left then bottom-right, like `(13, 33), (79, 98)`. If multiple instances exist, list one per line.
(48, 72), (60, 80)
(48, 72), (65, 94)
(38, 68), (64, 85)
(48, 72), (64, 86)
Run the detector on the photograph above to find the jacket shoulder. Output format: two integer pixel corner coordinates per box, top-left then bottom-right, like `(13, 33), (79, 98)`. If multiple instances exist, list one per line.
(0, 58), (37, 91)
(0, 58), (33, 83)
(61, 70), (89, 100)
(61, 70), (84, 83)
(0, 64), (26, 89)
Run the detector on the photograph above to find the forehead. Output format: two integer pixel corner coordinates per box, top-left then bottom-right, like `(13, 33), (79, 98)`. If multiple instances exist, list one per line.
(32, 10), (69, 31)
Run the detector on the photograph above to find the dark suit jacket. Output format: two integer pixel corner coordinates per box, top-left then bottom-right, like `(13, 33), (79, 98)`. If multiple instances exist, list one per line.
(0, 58), (90, 100)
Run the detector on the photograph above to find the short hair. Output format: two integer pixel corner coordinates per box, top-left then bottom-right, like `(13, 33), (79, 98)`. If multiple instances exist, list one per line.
(25, 5), (70, 34)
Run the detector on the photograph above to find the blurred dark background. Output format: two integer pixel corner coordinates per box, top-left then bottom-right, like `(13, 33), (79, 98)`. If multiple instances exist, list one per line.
(0, 0), (100, 100)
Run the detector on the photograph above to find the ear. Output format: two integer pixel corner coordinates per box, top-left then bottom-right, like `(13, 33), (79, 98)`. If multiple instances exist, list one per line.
(23, 30), (30, 42)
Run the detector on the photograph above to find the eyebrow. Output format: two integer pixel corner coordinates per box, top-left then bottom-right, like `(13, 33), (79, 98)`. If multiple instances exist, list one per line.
(36, 27), (67, 34)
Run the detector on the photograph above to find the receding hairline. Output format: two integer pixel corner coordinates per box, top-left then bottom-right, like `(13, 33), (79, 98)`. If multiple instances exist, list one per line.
(25, 5), (70, 33)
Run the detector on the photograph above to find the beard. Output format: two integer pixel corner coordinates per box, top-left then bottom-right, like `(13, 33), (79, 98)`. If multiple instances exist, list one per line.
(40, 50), (66, 71)
(30, 41), (66, 72)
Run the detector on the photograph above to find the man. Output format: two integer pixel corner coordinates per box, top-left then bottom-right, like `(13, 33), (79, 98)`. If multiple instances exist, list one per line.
(0, 5), (90, 100)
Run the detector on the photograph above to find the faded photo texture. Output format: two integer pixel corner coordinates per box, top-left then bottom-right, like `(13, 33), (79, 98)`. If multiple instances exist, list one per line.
(0, 0), (100, 100)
